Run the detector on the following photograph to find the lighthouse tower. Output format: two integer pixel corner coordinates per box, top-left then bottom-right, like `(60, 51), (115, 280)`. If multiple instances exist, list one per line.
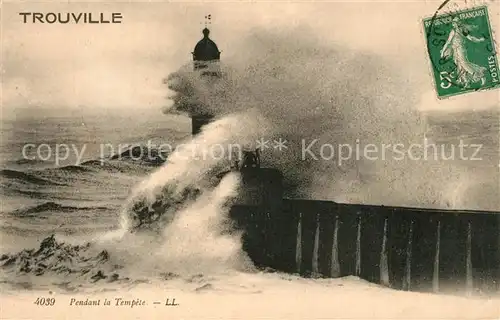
(189, 17), (283, 212)
(190, 15), (221, 135)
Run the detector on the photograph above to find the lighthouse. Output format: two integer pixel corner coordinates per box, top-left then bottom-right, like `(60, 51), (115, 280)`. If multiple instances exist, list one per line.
(192, 27), (221, 74)
(190, 24), (221, 136)
(190, 14), (221, 136)
(189, 18), (283, 211)
(187, 17), (284, 269)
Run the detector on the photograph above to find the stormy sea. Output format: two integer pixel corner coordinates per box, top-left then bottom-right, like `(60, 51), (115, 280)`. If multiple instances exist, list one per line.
(2, 29), (500, 318)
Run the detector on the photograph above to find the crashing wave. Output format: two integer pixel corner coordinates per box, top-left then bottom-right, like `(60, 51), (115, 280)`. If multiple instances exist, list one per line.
(126, 183), (202, 232)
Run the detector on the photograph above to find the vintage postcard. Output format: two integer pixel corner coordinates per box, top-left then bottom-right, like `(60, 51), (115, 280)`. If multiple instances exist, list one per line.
(1, 0), (499, 319)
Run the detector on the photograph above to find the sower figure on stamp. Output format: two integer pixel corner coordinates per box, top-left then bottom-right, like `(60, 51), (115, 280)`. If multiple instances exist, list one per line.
(440, 17), (487, 88)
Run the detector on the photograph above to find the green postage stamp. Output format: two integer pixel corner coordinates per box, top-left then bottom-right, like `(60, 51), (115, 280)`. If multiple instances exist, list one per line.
(423, 5), (499, 98)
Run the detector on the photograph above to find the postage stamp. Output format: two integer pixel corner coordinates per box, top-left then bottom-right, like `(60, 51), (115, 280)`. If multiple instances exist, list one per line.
(423, 5), (499, 98)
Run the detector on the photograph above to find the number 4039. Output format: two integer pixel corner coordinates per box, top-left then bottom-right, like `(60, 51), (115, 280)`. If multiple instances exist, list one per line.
(34, 297), (56, 306)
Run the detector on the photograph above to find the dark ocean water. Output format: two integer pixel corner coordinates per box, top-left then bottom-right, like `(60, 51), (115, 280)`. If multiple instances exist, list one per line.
(0, 108), (498, 293)
(1, 108), (499, 246)
(1, 109), (191, 251)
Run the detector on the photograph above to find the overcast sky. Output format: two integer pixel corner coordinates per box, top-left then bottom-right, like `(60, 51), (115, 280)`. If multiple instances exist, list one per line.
(2, 0), (499, 117)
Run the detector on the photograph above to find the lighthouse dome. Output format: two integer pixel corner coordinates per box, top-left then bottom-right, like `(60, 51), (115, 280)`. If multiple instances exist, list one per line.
(193, 28), (221, 61)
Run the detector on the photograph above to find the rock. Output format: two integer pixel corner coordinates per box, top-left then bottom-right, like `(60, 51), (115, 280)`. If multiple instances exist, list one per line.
(96, 250), (109, 262)
(1, 235), (126, 284)
(195, 283), (213, 292)
(108, 273), (120, 282)
(35, 234), (58, 256)
(160, 272), (178, 280)
(1, 256), (17, 267)
(90, 270), (107, 282)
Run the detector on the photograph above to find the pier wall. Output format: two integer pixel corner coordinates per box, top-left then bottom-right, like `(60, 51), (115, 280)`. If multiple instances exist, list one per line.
(229, 200), (500, 295)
